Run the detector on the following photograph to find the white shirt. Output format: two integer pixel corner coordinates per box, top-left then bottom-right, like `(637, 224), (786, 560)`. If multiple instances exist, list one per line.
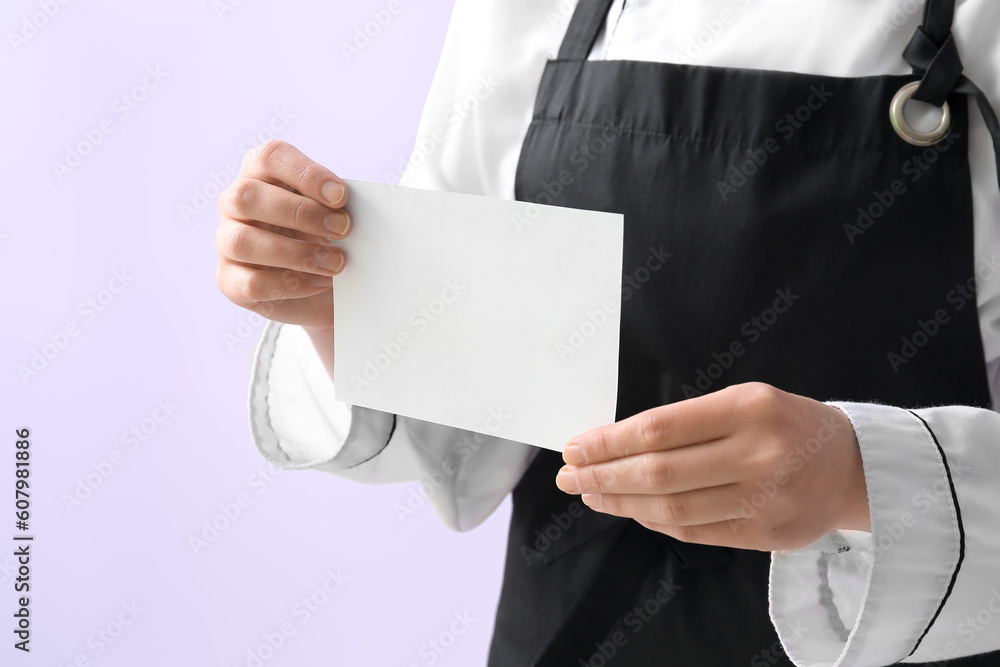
(248, 2), (1000, 665)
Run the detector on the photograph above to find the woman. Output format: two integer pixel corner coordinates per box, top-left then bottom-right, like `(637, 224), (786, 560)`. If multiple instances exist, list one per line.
(216, 1), (1000, 664)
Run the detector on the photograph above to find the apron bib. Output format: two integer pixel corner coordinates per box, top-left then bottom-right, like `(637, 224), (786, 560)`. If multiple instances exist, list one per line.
(489, 0), (1000, 665)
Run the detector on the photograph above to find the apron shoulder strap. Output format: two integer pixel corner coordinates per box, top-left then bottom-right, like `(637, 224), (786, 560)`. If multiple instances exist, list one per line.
(906, 0), (962, 106)
(921, 0), (955, 45)
(903, 0), (1000, 202)
(557, 0), (617, 61)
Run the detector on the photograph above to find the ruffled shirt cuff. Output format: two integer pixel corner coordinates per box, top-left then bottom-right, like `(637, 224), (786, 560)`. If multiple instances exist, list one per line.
(246, 318), (538, 531)
(769, 401), (966, 666)
(248, 320), (395, 471)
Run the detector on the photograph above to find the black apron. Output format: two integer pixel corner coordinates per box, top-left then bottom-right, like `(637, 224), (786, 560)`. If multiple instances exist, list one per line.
(489, 0), (1000, 665)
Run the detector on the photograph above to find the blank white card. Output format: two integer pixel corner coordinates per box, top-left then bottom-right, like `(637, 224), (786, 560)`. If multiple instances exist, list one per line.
(332, 179), (623, 452)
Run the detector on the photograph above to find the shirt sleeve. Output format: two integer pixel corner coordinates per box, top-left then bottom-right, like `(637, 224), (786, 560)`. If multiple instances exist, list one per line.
(767, 5), (1000, 661)
(768, 388), (1000, 666)
(244, 0), (555, 532)
(248, 320), (537, 532)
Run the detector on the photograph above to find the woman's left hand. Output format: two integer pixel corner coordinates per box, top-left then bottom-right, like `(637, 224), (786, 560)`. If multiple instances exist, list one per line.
(555, 382), (871, 551)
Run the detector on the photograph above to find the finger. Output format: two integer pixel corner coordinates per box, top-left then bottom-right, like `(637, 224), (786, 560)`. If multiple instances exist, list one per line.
(564, 389), (741, 465)
(580, 484), (741, 527)
(222, 178), (351, 240)
(245, 290), (336, 329)
(251, 219), (330, 248)
(635, 518), (760, 550)
(217, 261), (334, 307)
(557, 438), (740, 496)
(243, 140), (348, 209)
(216, 221), (346, 276)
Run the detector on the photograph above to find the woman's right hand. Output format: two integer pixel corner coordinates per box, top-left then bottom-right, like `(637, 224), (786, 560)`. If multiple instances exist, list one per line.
(215, 140), (351, 331)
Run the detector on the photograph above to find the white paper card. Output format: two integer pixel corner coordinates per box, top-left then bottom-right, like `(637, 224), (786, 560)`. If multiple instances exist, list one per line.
(333, 179), (623, 451)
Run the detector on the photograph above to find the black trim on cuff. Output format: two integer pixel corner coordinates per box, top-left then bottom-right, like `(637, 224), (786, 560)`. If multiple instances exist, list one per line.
(347, 413), (396, 470)
(905, 410), (966, 659)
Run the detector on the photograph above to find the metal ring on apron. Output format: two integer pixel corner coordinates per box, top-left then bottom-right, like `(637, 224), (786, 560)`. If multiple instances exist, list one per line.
(890, 81), (952, 146)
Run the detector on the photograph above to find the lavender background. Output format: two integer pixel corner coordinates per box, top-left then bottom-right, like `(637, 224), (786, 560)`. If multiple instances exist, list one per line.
(2, 0), (514, 665)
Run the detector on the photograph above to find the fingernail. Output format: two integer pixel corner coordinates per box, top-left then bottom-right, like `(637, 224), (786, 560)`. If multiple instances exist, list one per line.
(581, 493), (602, 510)
(315, 248), (344, 273)
(563, 444), (586, 466)
(556, 468), (580, 494)
(310, 274), (333, 287)
(323, 210), (351, 237)
(322, 181), (346, 207)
